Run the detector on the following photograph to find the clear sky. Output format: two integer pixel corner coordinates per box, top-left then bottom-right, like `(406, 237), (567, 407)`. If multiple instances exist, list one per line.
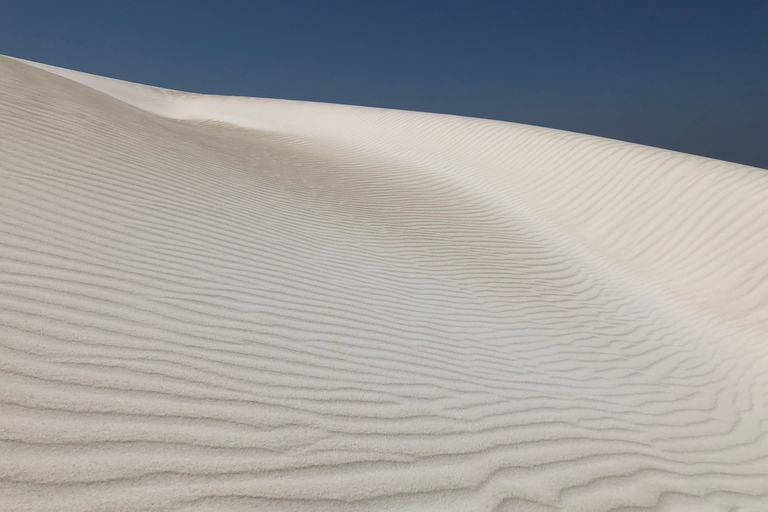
(2, 0), (766, 169)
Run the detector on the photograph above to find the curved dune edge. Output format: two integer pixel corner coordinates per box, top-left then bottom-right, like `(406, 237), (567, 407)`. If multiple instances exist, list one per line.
(1, 55), (767, 511)
(14, 56), (768, 338)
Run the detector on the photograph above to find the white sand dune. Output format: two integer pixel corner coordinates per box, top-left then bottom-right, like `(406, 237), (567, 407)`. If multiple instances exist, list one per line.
(1, 55), (768, 511)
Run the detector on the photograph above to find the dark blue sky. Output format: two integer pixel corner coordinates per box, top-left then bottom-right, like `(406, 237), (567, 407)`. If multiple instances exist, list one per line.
(2, 0), (766, 169)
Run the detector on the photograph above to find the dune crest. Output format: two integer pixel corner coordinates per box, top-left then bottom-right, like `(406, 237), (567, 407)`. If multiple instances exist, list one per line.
(1, 55), (767, 511)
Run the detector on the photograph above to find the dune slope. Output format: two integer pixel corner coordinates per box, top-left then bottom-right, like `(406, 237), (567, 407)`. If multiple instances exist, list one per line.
(1, 55), (768, 511)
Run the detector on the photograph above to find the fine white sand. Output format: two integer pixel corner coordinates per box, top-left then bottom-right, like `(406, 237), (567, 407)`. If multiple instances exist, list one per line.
(1, 54), (768, 511)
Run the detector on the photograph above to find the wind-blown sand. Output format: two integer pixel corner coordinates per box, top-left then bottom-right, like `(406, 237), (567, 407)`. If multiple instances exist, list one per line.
(1, 54), (768, 511)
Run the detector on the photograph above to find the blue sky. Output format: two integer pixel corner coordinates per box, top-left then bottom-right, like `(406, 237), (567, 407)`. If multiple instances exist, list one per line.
(2, 0), (766, 169)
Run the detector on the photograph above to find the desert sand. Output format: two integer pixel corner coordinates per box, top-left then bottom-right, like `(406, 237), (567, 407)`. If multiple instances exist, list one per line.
(1, 55), (768, 511)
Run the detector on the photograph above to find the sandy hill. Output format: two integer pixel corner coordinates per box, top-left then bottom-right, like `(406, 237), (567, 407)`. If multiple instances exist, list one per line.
(1, 55), (767, 511)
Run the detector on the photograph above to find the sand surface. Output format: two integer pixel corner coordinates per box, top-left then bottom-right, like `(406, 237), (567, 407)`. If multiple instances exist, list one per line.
(1, 55), (768, 511)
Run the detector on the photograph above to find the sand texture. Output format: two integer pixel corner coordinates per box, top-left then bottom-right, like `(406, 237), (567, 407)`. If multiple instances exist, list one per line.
(2, 55), (768, 511)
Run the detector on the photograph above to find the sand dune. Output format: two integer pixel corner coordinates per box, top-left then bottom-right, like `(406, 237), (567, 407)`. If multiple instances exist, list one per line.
(1, 55), (767, 511)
